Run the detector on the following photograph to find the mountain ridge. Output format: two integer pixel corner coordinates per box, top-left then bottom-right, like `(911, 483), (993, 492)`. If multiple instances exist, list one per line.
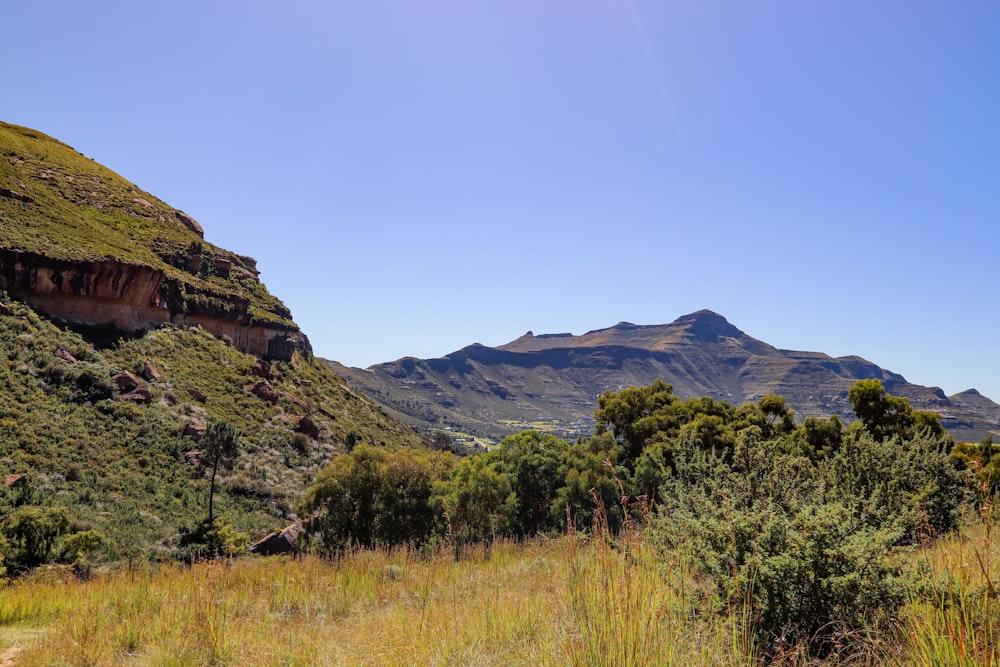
(327, 310), (1000, 443)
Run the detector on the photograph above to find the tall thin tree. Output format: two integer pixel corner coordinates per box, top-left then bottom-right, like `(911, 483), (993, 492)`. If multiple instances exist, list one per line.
(202, 421), (240, 523)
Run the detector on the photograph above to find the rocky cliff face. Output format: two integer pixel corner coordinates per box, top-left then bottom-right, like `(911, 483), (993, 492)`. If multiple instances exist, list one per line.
(0, 121), (310, 361)
(0, 248), (309, 361)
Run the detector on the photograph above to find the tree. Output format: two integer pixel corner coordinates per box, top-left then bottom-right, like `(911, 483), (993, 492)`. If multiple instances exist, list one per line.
(3, 506), (69, 569)
(497, 431), (569, 536)
(848, 380), (950, 445)
(594, 379), (678, 460)
(435, 452), (516, 544)
(299, 444), (453, 549)
(202, 421), (240, 522)
(848, 380), (916, 441)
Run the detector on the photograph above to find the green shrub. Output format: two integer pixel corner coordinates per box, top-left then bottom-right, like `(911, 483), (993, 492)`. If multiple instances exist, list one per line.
(822, 427), (965, 543)
(435, 452), (516, 544)
(655, 430), (909, 658)
(3, 506), (70, 569)
(300, 444), (453, 549)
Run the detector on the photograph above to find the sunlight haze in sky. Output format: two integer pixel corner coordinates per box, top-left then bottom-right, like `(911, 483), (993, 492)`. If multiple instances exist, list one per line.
(5, 2), (1000, 400)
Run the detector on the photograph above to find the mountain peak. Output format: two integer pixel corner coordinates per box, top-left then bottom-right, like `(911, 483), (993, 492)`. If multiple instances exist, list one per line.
(671, 310), (744, 341)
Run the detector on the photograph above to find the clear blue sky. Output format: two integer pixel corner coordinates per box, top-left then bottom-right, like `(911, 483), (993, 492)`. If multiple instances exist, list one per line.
(5, 2), (1000, 401)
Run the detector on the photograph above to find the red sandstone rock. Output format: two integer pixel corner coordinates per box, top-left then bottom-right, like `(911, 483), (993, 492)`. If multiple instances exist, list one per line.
(295, 415), (320, 439)
(251, 359), (272, 380)
(248, 379), (279, 404)
(121, 385), (152, 404)
(5, 472), (29, 488)
(142, 359), (162, 382)
(112, 370), (140, 391)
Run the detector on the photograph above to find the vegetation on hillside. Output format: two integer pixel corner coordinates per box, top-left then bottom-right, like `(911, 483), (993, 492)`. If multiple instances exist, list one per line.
(0, 356), (997, 663)
(0, 291), (424, 569)
(297, 377), (981, 661)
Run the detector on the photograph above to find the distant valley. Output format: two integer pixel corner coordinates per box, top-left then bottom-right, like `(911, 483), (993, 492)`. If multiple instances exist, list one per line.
(326, 310), (1000, 444)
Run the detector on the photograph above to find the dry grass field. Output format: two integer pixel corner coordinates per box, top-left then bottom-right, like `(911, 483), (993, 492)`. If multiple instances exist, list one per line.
(0, 517), (996, 666)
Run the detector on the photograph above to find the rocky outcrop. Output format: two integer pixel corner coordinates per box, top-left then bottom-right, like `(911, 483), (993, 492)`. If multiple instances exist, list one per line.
(249, 521), (305, 556)
(5, 473), (29, 488)
(112, 370), (140, 391)
(248, 379), (280, 404)
(121, 385), (152, 404)
(0, 248), (310, 361)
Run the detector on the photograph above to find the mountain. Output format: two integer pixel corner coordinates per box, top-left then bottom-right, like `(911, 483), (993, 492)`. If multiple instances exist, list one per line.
(0, 121), (424, 559)
(327, 310), (1000, 444)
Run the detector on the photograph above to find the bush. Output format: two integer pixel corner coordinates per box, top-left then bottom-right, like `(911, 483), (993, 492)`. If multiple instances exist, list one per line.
(822, 427), (965, 543)
(300, 444), (453, 549)
(178, 519), (248, 560)
(655, 430), (909, 658)
(3, 506), (70, 570)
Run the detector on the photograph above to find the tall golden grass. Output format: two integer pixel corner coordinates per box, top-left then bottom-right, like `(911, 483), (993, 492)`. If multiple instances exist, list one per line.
(0, 515), (996, 666)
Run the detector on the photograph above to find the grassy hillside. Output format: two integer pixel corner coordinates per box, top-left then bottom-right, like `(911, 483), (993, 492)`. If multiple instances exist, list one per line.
(0, 292), (425, 561)
(0, 121), (292, 327)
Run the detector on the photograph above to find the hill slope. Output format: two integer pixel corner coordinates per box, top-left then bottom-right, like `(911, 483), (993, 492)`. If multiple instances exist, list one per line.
(327, 310), (1000, 443)
(0, 122), (424, 560)
(0, 121), (307, 359)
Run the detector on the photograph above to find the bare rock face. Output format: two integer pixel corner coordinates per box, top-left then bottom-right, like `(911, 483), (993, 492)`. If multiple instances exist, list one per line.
(0, 248), (311, 362)
(0, 121), (311, 363)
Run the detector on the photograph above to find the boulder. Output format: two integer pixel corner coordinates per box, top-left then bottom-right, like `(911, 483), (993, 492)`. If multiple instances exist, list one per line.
(213, 257), (232, 279)
(55, 348), (78, 364)
(187, 387), (207, 403)
(5, 472), (29, 488)
(183, 450), (202, 466)
(112, 370), (140, 391)
(295, 415), (320, 439)
(251, 359), (272, 380)
(280, 392), (307, 410)
(183, 424), (207, 441)
(121, 385), (152, 404)
(0, 302), (12, 316)
(248, 379), (279, 404)
(249, 521), (305, 556)
(174, 210), (204, 238)
(142, 359), (162, 382)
